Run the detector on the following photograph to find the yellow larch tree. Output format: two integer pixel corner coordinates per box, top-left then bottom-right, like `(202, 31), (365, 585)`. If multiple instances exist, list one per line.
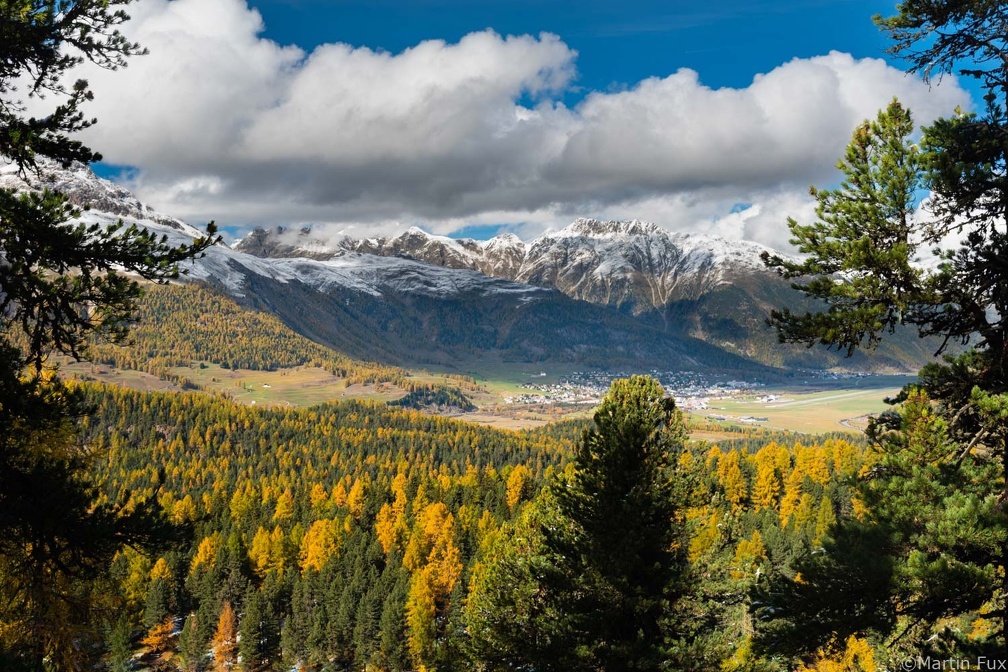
(718, 449), (749, 512)
(778, 468), (805, 527)
(272, 488), (295, 522)
(248, 526), (272, 578)
(376, 472), (409, 554)
(797, 634), (877, 672)
(347, 474), (370, 519)
(505, 464), (532, 509)
(190, 532), (222, 575)
(752, 458), (781, 511)
(813, 497), (837, 546)
(299, 518), (341, 573)
(405, 569), (438, 672)
(142, 616), (177, 671)
(211, 601), (238, 672)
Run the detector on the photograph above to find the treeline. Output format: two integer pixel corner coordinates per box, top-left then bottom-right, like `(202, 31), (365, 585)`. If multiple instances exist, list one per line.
(76, 382), (880, 670)
(83, 283), (483, 407)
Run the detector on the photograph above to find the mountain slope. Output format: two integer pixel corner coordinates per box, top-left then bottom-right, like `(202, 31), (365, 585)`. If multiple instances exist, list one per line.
(236, 220), (937, 371)
(2, 162), (777, 376)
(236, 218), (771, 311)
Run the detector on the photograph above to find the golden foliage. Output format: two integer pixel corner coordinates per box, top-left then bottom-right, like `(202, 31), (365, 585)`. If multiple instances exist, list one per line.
(211, 602), (238, 672)
(300, 518), (341, 573)
(797, 635), (877, 672)
(190, 533), (221, 575)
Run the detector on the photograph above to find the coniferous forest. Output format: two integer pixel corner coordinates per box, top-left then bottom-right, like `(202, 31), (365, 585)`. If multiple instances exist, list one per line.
(77, 380), (875, 670)
(2, 1), (1008, 671)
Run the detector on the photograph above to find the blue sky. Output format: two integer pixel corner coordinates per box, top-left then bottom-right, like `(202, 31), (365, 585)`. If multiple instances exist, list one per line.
(72, 0), (971, 248)
(251, 0), (897, 93)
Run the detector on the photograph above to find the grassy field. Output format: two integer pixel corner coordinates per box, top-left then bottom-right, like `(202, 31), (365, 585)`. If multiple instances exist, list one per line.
(693, 386), (902, 434)
(451, 360), (583, 396)
(63, 356), (904, 434)
(63, 361), (409, 407)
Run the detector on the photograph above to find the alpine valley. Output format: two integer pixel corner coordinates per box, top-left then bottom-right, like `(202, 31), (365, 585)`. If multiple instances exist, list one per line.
(2, 162), (934, 378)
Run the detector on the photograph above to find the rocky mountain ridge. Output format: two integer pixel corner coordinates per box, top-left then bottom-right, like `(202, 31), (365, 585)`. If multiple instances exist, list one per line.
(235, 218), (780, 313)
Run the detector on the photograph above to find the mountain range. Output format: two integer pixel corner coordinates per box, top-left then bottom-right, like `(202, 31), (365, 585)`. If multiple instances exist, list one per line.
(1, 162), (936, 376)
(235, 219), (934, 372)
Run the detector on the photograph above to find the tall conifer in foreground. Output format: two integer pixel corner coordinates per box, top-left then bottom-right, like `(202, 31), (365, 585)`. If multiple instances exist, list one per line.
(0, 2), (218, 668)
(467, 375), (691, 671)
(758, 0), (1008, 658)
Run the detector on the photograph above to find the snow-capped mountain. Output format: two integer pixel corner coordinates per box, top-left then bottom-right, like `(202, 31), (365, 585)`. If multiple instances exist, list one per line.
(3, 162), (934, 372)
(0, 162), (546, 302)
(236, 218), (780, 314)
(2, 162), (775, 371)
(0, 161), (203, 238)
(234, 219), (818, 367)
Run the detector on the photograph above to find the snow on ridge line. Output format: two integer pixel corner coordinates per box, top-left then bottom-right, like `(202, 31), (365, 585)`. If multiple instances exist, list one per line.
(0, 159), (207, 240)
(0, 162), (547, 300)
(7, 161), (779, 283)
(190, 246), (550, 300)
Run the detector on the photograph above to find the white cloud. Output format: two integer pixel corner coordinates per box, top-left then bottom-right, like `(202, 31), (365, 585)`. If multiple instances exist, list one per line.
(67, 0), (971, 250)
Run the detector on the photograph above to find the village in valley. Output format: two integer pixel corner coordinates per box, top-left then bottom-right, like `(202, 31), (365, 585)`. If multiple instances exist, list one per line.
(504, 369), (761, 409)
(502, 368), (896, 429)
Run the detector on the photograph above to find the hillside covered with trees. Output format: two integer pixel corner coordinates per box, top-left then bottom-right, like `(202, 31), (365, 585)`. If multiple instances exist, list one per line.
(75, 378), (875, 670)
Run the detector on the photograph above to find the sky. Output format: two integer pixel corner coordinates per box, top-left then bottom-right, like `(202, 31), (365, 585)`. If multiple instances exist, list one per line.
(65, 0), (974, 248)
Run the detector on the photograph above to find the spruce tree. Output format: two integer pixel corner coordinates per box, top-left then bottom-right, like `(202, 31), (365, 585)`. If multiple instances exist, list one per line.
(238, 587), (275, 672)
(467, 376), (691, 671)
(178, 613), (205, 672)
(549, 375), (689, 670)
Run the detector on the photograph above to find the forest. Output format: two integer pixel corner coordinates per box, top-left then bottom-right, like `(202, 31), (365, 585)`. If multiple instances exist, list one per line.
(77, 380), (874, 670)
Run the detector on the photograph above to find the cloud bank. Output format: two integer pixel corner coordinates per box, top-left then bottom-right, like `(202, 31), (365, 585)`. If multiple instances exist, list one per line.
(71, 0), (970, 249)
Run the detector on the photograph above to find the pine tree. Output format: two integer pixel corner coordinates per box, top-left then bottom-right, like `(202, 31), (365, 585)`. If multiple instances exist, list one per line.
(143, 577), (172, 629)
(758, 1), (1008, 652)
(0, 2), (217, 667)
(762, 99), (922, 357)
(239, 587), (276, 672)
(378, 568), (411, 671)
(464, 489), (576, 672)
(105, 616), (134, 672)
(178, 613), (205, 672)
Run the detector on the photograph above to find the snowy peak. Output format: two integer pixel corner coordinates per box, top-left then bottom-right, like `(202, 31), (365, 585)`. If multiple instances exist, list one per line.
(14, 160), (781, 319)
(543, 218), (773, 271)
(2, 166), (909, 372)
(551, 218), (665, 240)
(235, 217), (782, 313)
(0, 160), (204, 239)
(352, 228), (482, 270)
(0, 162), (549, 303)
(482, 232), (524, 252)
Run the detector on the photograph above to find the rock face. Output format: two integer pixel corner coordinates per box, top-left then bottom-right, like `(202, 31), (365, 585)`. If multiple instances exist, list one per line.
(232, 220), (938, 372)
(235, 218), (780, 314)
(0, 160), (202, 237)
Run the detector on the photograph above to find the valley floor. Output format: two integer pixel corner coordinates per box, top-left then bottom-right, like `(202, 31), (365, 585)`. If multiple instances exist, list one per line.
(62, 358), (910, 434)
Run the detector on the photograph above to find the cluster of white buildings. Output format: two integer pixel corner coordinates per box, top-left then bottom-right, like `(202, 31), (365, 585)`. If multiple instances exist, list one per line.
(503, 370), (765, 407)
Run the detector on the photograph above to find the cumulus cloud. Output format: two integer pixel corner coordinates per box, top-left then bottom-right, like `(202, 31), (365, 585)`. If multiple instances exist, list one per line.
(67, 0), (971, 249)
